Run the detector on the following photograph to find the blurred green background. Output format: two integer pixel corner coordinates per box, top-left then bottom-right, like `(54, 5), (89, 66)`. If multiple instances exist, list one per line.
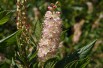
(0, 0), (103, 68)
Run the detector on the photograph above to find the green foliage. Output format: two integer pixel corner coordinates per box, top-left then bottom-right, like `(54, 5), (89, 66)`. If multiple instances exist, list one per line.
(55, 40), (96, 68)
(44, 58), (58, 68)
(0, 30), (21, 67)
(78, 40), (97, 59)
(64, 57), (90, 68)
(0, 32), (18, 68)
(0, 30), (21, 46)
(0, 10), (12, 25)
(0, 0), (103, 68)
(33, 20), (42, 41)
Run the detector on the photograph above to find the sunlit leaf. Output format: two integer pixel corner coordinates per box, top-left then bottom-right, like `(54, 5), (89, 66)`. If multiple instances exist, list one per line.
(78, 40), (97, 58)
(55, 40), (96, 68)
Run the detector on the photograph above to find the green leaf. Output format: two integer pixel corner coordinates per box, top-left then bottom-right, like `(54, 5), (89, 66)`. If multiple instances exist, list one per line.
(0, 11), (7, 19)
(44, 58), (58, 68)
(0, 15), (9, 25)
(64, 57), (90, 68)
(33, 63), (38, 68)
(28, 51), (37, 62)
(78, 40), (97, 58)
(33, 20), (42, 41)
(0, 10), (12, 25)
(0, 58), (11, 68)
(0, 62), (10, 68)
(0, 30), (21, 46)
(60, 30), (67, 41)
(55, 40), (96, 68)
(11, 58), (15, 66)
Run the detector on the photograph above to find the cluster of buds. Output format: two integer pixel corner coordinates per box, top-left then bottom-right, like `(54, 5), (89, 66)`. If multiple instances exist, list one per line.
(16, 0), (22, 29)
(16, 0), (29, 29)
(16, 0), (30, 44)
(16, 0), (31, 64)
(37, 4), (62, 62)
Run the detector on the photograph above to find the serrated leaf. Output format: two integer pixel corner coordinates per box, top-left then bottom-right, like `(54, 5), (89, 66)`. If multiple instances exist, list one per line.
(55, 40), (96, 68)
(64, 57), (90, 68)
(78, 40), (97, 58)
(33, 20), (42, 41)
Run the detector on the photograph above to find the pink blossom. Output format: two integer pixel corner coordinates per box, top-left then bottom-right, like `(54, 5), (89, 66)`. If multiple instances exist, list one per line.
(37, 6), (62, 62)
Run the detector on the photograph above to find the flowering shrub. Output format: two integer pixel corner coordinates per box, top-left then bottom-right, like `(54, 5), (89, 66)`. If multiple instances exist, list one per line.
(0, 0), (102, 68)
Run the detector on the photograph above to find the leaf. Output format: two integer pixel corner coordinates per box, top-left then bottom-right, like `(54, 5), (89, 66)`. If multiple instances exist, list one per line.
(0, 15), (9, 25)
(33, 20), (42, 41)
(78, 39), (97, 58)
(11, 58), (15, 66)
(44, 58), (58, 68)
(55, 40), (96, 68)
(33, 63), (38, 68)
(0, 62), (10, 68)
(0, 10), (12, 25)
(0, 30), (21, 46)
(28, 51), (37, 62)
(0, 58), (11, 68)
(60, 30), (67, 41)
(0, 30), (21, 57)
(64, 57), (90, 68)
(0, 11), (7, 19)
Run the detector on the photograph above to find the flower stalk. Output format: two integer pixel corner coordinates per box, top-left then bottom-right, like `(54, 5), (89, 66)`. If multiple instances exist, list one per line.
(16, 0), (30, 48)
(16, 0), (30, 68)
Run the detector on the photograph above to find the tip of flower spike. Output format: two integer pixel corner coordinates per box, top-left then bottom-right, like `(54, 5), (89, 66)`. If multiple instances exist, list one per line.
(50, 3), (57, 8)
(47, 3), (57, 11)
(47, 6), (53, 11)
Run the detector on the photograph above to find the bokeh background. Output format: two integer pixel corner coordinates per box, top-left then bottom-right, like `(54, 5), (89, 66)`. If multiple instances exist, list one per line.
(0, 0), (103, 68)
